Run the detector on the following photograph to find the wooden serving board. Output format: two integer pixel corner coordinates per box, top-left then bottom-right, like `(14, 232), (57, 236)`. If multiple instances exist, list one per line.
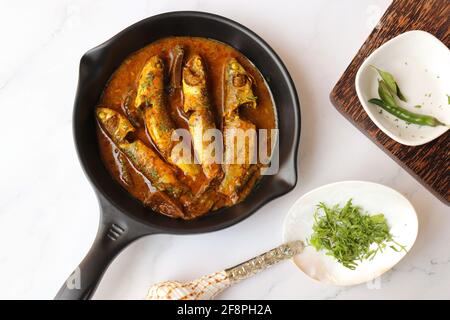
(330, 0), (450, 205)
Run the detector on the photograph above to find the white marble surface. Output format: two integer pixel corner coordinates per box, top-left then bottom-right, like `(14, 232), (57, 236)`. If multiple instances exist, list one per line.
(1, 0), (449, 300)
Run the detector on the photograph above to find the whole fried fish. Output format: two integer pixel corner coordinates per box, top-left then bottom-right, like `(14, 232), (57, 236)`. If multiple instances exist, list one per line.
(219, 59), (259, 203)
(96, 107), (188, 201)
(135, 55), (203, 184)
(182, 55), (223, 182)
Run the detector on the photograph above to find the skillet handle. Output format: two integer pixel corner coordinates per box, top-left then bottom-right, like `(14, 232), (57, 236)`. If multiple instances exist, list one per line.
(55, 198), (151, 300)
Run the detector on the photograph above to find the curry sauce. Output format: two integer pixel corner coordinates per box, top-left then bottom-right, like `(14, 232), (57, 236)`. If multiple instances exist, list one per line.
(97, 37), (277, 219)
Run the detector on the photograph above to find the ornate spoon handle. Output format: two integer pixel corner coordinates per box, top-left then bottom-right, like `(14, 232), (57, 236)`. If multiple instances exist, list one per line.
(146, 240), (304, 300)
(225, 240), (304, 283)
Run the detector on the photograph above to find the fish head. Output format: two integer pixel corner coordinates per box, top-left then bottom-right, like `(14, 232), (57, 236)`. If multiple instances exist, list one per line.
(146, 55), (164, 73)
(182, 55), (209, 112)
(225, 58), (257, 115)
(183, 55), (207, 87)
(135, 55), (166, 109)
(139, 55), (165, 90)
(96, 107), (135, 143)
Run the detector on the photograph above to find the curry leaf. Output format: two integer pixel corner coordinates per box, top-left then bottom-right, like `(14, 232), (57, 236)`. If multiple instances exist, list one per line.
(378, 80), (398, 108)
(371, 66), (407, 102)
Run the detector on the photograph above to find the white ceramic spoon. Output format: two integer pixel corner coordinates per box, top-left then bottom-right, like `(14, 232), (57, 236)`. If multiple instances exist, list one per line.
(146, 181), (418, 299)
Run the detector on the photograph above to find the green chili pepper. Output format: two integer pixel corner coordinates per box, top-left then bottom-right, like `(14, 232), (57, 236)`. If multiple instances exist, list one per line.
(368, 98), (445, 127)
(369, 69), (446, 127)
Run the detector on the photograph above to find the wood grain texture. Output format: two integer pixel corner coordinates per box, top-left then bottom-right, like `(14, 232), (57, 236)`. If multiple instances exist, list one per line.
(330, 0), (450, 205)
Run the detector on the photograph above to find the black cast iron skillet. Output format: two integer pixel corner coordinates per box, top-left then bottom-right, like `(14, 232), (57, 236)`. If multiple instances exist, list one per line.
(55, 11), (300, 300)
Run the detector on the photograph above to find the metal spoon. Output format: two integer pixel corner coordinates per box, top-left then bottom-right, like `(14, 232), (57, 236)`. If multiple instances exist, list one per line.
(146, 240), (304, 300)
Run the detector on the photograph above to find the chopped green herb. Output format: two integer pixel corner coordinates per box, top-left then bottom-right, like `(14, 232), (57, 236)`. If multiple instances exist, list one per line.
(146, 72), (155, 82)
(139, 72), (155, 92)
(307, 199), (406, 270)
(414, 105), (422, 109)
(148, 168), (158, 180)
(447, 95), (450, 105)
(159, 122), (171, 132)
(166, 186), (176, 196)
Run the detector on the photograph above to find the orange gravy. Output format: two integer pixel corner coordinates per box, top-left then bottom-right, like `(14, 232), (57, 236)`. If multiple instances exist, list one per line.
(97, 37), (276, 219)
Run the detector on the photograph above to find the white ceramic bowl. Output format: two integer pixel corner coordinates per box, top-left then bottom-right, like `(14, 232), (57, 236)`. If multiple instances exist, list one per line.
(355, 30), (449, 146)
(283, 181), (418, 286)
